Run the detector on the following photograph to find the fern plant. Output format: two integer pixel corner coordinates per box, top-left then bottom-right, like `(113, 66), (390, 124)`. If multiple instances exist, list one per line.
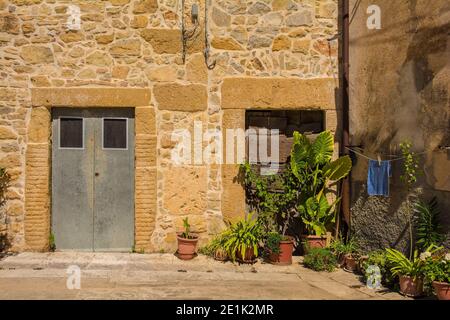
(414, 197), (444, 250)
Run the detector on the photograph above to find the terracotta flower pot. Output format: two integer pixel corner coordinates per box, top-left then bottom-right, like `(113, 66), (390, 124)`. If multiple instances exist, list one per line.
(399, 275), (423, 298)
(176, 233), (198, 260)
(433, 281), (450, 300)
(344, 254), (358, 272)
(301, 235), (327, 254)
(269, 237), (294, 266)
(237, 247), (257, 264)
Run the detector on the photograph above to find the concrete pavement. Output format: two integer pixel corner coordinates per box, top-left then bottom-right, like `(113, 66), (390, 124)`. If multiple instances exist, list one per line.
(0, 252), (408, 300)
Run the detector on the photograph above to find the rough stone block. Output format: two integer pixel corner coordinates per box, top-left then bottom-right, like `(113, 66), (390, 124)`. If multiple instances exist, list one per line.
(28, 107), (50, 143)
(154, 83), (207, 112)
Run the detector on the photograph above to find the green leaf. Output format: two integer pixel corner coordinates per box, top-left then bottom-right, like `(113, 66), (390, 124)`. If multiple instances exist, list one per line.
(290, 132), (311, 179)
(323, 156), (352, 181)
(311, 131), (334, 165)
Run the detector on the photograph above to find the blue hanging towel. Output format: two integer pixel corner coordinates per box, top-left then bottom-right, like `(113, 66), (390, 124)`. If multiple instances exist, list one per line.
(367, 160), (392, 197)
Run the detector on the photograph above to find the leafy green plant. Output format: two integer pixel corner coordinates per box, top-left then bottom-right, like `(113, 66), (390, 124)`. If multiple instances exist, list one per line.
(330, 236), (360, 257)
(399, 141), (421, 259)
(180, 217), (193, 239)
(361, 250), (396, 287)
(199, 233), (230, 258)
(423, 252), (450, 284)
(240, 162), (298, 237)
(264, 232), (284, 255)
(414, 197), (444, 251)
(49, 232), (56, 252)
(385, 245), (440, 279)
(223, 215), (262, 262)
(0, 168), (10, 209)
(290, 131), (352, 236)
(0, 168), (11, 253)
(303, 247), (337, 272)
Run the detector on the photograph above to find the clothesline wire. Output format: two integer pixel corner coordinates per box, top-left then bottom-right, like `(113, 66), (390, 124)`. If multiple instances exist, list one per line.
(344, 146), (429, 162)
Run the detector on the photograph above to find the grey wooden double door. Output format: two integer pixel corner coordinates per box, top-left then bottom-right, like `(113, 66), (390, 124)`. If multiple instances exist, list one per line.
(52, 108), (135, 251)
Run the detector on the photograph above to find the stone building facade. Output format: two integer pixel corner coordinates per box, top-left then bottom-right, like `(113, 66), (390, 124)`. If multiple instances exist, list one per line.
(0, 0), (339, 252)
(349, 0), (449, 251)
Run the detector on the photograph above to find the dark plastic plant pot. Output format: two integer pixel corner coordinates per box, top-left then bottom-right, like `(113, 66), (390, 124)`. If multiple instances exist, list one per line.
(237, 247), (257, 264)
(214, 248), (228, 262)
(269, 237), (294, 266)
(301, 235), (327, 253)
(433, 281), (450, 300)
(399, 275), (423, 298)
(176, 233), (198, 260)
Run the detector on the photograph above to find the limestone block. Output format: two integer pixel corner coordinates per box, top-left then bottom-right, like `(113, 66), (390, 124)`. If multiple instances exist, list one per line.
(221, 164), (246, 223)
(212, 7), (231, 27)
(20, 46), (54, 64)
(221, 77), (336, 110)
(186, 54), (207, 84)
(110, 39), (141, 56)
(163, 167), (207, 216)
(28, 107), (50, 144)
(32, 88), (151, 107)
(135, 107), (156, 135)
(211, 37), (244, 51)
(0, 126), (18, 140)
(286, 11), (314, 27)
(133, 0), (158, 14)
(96, 34), (115, 44)
(272, 35), (291, 51)
(154, 83), (207, 112)
(86, 51), (112, 67)
(141, 29), (182, 54)
(60, 31), (85, 43)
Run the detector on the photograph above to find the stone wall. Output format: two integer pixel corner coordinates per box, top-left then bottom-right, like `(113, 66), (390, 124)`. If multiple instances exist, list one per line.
(349, 0), (450, 251)
(0, 0), (338, 252)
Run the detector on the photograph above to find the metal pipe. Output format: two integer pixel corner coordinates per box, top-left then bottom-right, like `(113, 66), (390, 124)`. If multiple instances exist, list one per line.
(341, 0), (351, 229)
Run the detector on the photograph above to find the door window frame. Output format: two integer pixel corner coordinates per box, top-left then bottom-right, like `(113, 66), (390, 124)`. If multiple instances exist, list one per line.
(101, 117), (129, 150)
(58, 117), (85, 150)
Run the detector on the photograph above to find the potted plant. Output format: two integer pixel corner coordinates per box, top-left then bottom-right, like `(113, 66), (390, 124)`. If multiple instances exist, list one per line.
(176, 217), (199, 260)
(290, 131), (352, 252)
(223, 215), (262, 264)
(423, 251), (450, 300)
(240, 163), (297, 266)
(265, 232), (294, 265)
(331, 236), (360, 272)
(385, 245), (439, 297)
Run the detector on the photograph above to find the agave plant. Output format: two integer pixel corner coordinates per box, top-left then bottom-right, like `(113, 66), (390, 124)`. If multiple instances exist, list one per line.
(290, 131), (352, 236)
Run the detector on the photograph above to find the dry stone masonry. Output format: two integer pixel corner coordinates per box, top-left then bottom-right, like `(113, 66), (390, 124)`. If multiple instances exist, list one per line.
(0, 0), (339, 252)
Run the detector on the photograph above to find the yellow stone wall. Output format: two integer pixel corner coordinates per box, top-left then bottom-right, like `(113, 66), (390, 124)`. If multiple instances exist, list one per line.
(0, 0), (339, 252)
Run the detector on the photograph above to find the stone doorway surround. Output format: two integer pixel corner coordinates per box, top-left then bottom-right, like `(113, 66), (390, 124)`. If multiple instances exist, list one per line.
(220, 77), (340, 221)
(25, 88), (156, 252)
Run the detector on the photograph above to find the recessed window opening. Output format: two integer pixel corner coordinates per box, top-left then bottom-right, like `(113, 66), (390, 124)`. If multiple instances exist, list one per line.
(103, 118), (128, 150)
(59, 117), (84, 149)
(245, 110), (324, 173)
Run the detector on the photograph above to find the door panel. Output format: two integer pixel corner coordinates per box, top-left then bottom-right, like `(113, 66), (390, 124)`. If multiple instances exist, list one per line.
(52, 108), (135, 251)
(52, 109), (94, 250)
(93, 110), (135, 251)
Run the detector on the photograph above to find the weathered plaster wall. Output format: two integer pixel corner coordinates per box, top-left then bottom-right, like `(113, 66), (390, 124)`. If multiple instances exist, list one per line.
(349, 0), (450, 251)
(0, 0), (339, 252)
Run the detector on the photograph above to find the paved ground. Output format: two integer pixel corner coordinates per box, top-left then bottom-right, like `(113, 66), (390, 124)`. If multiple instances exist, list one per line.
(0, 252), (408, 300)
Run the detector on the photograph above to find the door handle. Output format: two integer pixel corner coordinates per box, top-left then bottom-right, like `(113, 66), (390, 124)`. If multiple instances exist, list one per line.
(95, 172), (99, 177)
